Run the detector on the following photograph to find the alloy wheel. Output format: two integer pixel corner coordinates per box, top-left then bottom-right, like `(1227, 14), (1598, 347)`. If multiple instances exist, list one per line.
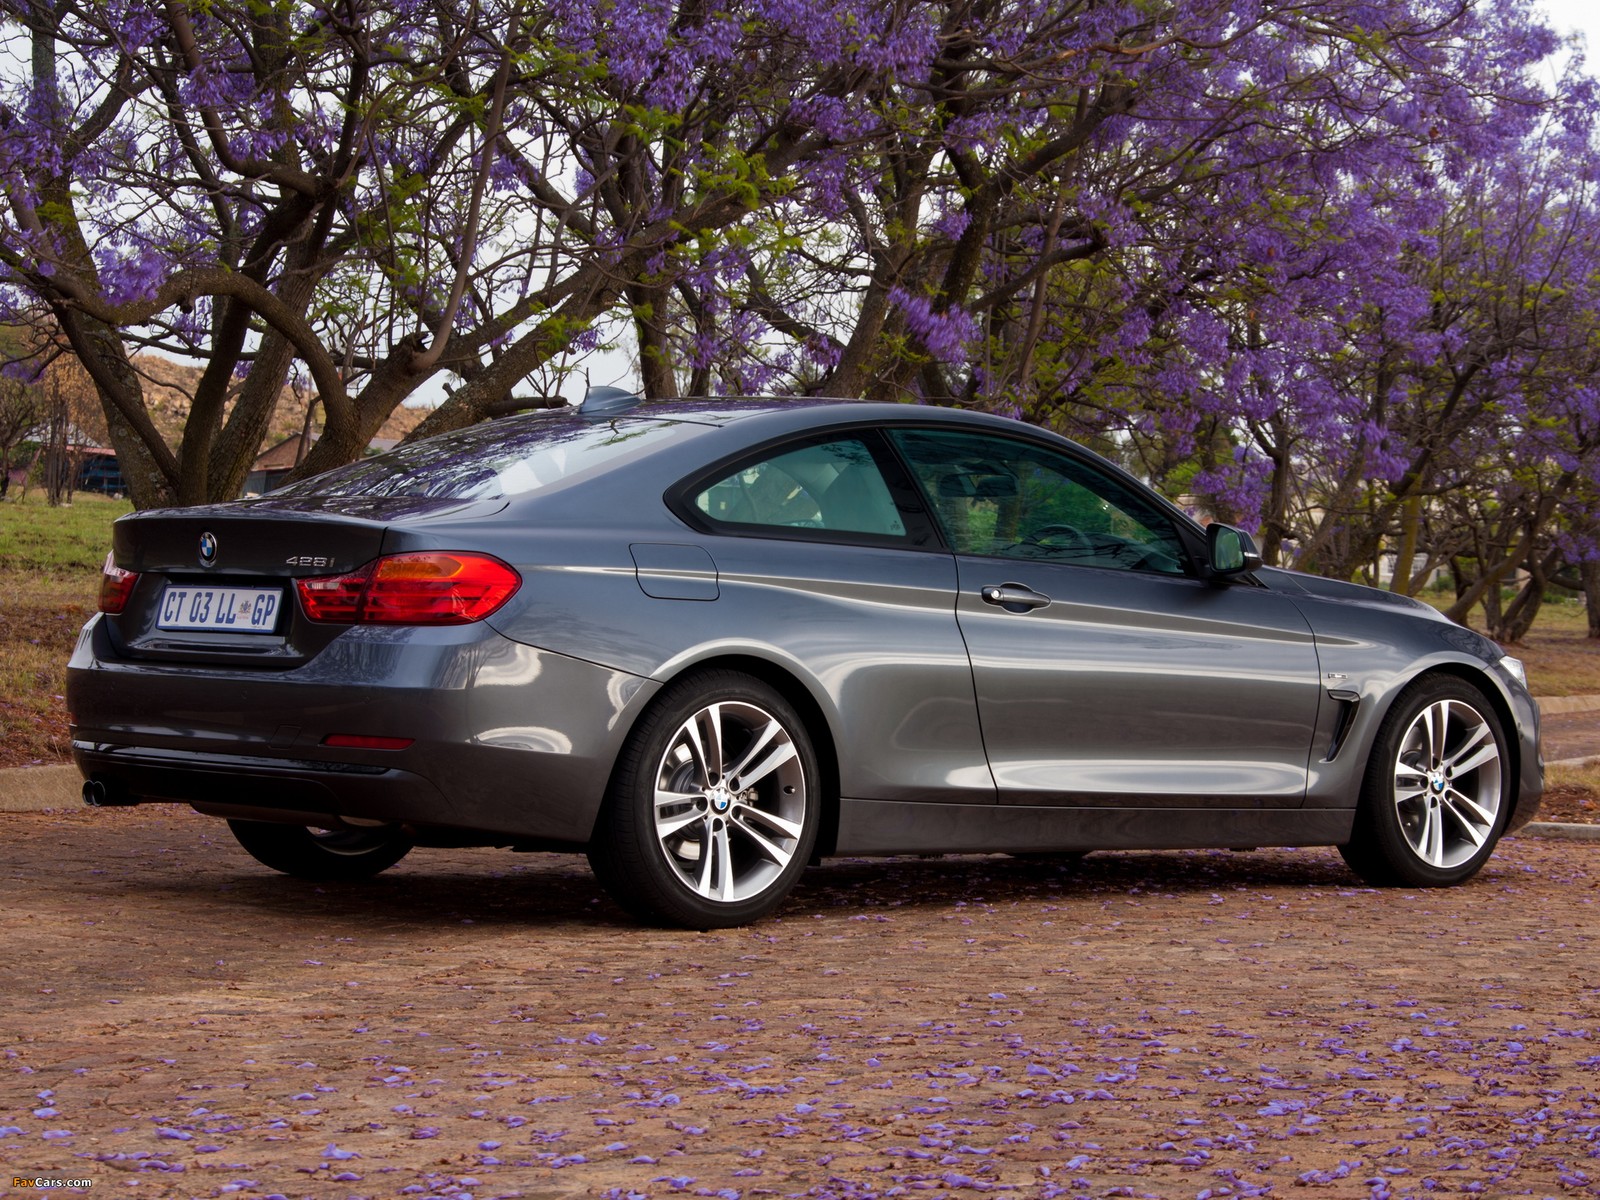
(1390, 698), (1503, 870)
(651, 700), (808, 904)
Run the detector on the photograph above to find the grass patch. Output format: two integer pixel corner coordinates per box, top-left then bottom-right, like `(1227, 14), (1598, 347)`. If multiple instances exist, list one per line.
(0, 493), (127, 767)
(1475, 597), (1600, 698)
(1547, 759), (1600, 791)
(0, 490), (132, 572)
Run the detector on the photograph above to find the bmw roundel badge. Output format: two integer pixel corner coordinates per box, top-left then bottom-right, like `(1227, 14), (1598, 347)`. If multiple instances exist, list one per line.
(198, 530), (218, 566)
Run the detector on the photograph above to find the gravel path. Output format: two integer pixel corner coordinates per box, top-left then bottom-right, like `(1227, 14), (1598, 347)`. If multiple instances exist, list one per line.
(1539, 707), (1600, 762)
(3, 807), (1596, 1198)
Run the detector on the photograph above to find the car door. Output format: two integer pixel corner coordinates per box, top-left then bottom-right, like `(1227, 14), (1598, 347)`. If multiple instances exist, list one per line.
(670, 430), (996, 807)
(887, 427), (1324, 808)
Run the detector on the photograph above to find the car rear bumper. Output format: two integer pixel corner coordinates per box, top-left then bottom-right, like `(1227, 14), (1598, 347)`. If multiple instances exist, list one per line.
(67, 614), (657, 844)
(73, 741), (455, 825)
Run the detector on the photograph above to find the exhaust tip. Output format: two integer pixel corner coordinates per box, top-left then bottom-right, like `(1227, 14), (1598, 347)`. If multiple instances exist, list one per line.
(83, 778), (137, 808)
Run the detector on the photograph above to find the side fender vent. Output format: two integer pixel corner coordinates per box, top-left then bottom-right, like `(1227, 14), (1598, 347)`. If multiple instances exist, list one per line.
(1324, 690), (1361, 762)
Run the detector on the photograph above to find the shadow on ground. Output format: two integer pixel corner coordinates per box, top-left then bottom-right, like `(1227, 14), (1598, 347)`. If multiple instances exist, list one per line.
(114, 840), (1382, 933)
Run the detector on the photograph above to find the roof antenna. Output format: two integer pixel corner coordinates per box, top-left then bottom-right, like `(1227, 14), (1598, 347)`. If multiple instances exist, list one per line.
(579, 383), (643, 416)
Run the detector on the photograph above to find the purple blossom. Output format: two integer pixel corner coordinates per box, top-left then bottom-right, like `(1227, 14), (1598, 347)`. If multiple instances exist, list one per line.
(890, 287), (979, 364)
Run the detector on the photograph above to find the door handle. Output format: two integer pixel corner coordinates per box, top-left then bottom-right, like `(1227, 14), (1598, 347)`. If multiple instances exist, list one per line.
(980, 583), (1051, 613)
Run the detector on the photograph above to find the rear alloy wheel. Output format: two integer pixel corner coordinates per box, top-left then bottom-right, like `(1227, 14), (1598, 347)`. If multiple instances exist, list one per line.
(227, 820), (413, 881)
(589, 671), (820, 928)
(1339, 676), (1509, 887)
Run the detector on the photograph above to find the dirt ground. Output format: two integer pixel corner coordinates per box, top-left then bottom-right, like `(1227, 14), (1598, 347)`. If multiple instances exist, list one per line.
(2, 808), (1597, 1199)
(1535, 707), (1600, 766)
(1536, 783), (1599, 824)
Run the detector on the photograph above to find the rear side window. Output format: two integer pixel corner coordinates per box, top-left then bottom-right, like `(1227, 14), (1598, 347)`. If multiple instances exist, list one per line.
(271, 415), (693, 501)
(692, 438), (907, 537)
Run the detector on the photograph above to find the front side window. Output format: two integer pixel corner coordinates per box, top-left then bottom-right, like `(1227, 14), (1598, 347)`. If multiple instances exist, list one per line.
(888, 429), (1189, 574)
(692, 438), (907, 538)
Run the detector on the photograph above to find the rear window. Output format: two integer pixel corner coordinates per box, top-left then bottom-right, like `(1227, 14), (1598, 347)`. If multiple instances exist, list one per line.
(270, 414), (694, 501)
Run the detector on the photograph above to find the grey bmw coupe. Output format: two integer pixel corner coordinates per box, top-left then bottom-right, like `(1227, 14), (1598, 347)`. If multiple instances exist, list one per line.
(68, 392), (1542, 927)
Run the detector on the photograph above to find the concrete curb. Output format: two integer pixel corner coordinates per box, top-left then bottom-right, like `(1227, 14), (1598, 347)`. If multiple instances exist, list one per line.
(0, 764), (82, 811)
(1536, 694), (1600, 715)
(1516, 821), (1600, 841)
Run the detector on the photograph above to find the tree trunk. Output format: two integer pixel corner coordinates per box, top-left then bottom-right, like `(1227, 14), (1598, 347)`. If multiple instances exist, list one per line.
(1390, 492), (1422, 595)
(1258, 439), (1292, 567)
(1478, 570), (1502, 633)
(53, 310), (177, 510)
(44, 373), (68, 505)
(296, 391), (319, 464)
(209, 330), (311, 500)
(628, 281), (679, 399)
(829, 278), (895, 399)
(1489, 549), (1553, 644)
(19, 445), (41, 501)
(1584, 558), (1600, 640)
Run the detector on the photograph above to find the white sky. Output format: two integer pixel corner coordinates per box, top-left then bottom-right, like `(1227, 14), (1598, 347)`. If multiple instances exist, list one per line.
(1540, 0), (1595, 37)
(1538, 0), (1598, 67)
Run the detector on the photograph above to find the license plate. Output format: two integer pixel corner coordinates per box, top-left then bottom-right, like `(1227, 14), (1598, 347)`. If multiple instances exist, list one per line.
(156, 585), (283, 633)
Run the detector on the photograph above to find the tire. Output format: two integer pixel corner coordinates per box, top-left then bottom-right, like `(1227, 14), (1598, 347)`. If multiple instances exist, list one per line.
(1338, 675), (1510, 888)
(227, 820), (413, 881)
(588, 670), (821, 929)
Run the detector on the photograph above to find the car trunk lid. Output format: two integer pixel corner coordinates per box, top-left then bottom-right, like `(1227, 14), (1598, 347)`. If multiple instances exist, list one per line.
(102, 497), (496, 667)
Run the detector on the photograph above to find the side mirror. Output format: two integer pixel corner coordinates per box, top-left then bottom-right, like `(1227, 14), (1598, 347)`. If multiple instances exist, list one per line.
(1207, 523), (1262, 576)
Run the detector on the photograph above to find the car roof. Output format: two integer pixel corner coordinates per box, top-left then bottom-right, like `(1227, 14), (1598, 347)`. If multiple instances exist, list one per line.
(573, 395), (890, 426)
(264, 394), (1195, 530)
(578, 396), (1041, 435)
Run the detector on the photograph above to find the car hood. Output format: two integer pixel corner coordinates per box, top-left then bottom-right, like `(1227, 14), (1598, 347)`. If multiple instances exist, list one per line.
(1259, 567), (1444, 617)
(1259, 567), (1504, 663)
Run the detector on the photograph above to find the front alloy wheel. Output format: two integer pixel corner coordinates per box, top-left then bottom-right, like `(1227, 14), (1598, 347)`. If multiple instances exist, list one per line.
(590, 671), (820, 928)
(1340, 676), (1509, 887)
(1390, 697), (1503, 870)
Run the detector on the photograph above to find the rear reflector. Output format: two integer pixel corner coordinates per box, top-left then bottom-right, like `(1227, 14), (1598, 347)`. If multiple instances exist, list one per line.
(297, 551), (520, 625)
(98, 552), (139, 614)
(323, 734), (415, 750)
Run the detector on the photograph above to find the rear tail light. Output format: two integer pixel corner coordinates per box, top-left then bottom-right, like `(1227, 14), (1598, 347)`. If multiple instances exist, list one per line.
(296, 563), (371, 622)
(297, 552), (520, 625)
(98, 552), (139, 614)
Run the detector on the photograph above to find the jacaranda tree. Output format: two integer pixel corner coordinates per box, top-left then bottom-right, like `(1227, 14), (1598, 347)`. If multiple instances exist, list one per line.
(0, 0), (907, 505)
(1, 0), (1598, 648)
